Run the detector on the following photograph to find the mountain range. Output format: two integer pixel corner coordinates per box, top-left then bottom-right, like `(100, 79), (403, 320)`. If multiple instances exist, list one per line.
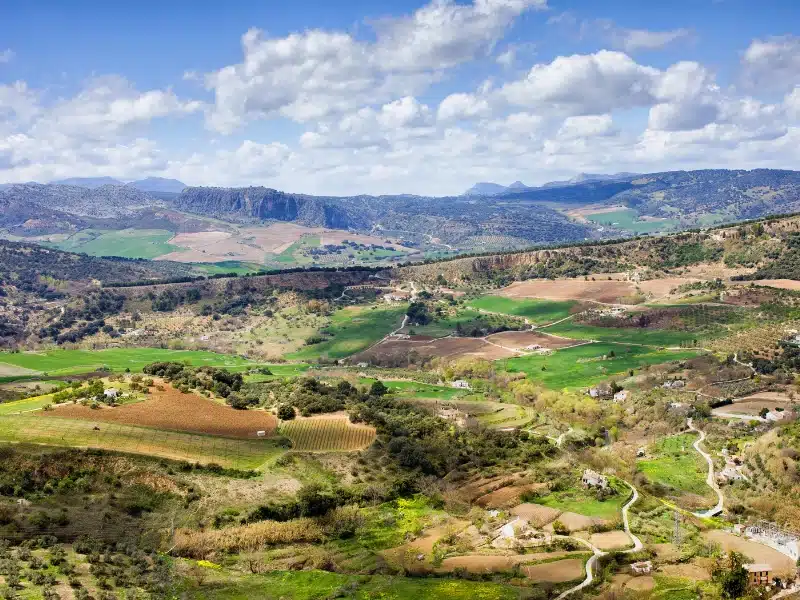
(50, 176), (187, 193)
(464, 172), (641, 196)
(2, 169), (800, 252)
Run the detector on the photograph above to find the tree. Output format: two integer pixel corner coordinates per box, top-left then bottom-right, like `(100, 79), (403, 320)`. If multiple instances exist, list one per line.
(277, 404), (295, 420)
(370, 381), (388, 396)
(712, 551), (749, 600)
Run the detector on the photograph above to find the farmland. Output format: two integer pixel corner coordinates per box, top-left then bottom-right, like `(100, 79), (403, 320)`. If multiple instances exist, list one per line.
(41, 228), (182, 259)
(501, 342), (700, 389)
(529, 477), (630, 520)
(280, 415), (376, 451)
(466, 296), (578, 324)
(582, 208), (679, 234)
(638, 434), (715, 500)
(0, 348), (259, 377)
(288, 304), (407, 360)
(0, 415), (281, 469)
(543, 321), (700, 347)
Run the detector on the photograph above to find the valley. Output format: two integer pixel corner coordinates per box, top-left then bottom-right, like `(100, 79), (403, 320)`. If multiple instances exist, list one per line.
(1, 204), (800, 600)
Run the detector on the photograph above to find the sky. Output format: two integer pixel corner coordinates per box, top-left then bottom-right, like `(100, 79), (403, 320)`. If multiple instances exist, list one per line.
(1, 0), (799, 196)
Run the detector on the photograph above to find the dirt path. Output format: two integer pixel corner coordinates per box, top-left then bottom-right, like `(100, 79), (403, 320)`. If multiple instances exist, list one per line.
(687, 418), (724, 517)
(556, 478), (642, 600)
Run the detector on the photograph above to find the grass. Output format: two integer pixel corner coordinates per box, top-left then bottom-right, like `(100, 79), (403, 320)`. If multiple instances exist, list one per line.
(543, 322), (699, 347)
(186, 569), (522, 600)
(531, 478), (630, 520)
(45, 228), (181, 259)
(466, 296), (577, 325)
(0, 415), (283, 469)
(501, 342), (700, 389)
(358, 379), (467, 401)
(403, 308), (484, 337)
(274, 235), (321, 265)
(0, 348), (258, 377)
(288, 305), (407, 360)
(584, 208), (678, 234)
(245, 363), (311, 382)
(191, 261), (267, 276)
(0, 393), (61, 415)
(638, 434), (712, 496)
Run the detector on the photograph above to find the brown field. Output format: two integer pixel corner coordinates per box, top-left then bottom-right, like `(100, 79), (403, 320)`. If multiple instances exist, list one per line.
(511, 503), (562, 528)
(624, 576), (655, 591)
(522, 559), (584, 582)
(703, 531), (797, 572)
(474, 483), (547, 509)
(500, 279), (638, 304)
(356, 336), (516, 364)
(41, 384), (277, 439)
(636, 277), (702, 297)
(486, 331), (586, 350)
(713, 400), (790, 417)
(740, 279), (800, 291)
(158, 222), (414, 264)
(0, 362), (39, 377)
(589, 530), (632, 550)
(544, 511), (605, 532)
(660, 563), (711, 581)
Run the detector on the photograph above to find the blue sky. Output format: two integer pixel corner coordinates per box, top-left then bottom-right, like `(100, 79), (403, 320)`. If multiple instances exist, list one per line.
(1, 0), (799, 195)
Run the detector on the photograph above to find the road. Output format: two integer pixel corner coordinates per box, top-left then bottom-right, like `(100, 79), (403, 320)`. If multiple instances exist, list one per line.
(687, 417), (725, 518)
(556, 478), (642, 599)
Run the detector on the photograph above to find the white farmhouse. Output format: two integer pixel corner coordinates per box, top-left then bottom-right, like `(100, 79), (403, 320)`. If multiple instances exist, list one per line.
(451, 380), (471, 389)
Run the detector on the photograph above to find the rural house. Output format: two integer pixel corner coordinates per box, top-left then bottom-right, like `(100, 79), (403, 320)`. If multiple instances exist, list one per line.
(451, 380), (471, 389)
(745, 564), (772, 587)
(103, 388), (118, 400)
(582, 469), (608, 489)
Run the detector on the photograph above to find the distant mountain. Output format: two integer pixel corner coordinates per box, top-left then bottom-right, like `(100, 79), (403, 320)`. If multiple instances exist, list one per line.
(463, 182), (511, 196)
(0, 183), (160, 220)
(541, 172), (640, 188)
(127, 177), (187, 194)
(52, 177), (124, 188)
(508, 181), (528, 190)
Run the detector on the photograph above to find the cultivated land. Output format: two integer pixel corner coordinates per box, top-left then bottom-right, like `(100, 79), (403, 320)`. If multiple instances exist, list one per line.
(466, 296), (578, 324)
(43, 384), (278, 438)
(279, 415), (376, 451)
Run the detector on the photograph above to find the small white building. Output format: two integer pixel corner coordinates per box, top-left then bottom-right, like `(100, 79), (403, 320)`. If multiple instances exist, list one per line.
(524, 344), (542, 351)
(451, 380), (471, 389)
(662, 380), (686, 389)
(357, 362), (369, 368)
(766, 410), (787, 422)
(631, 561), (653, 575)
(614, 390), (628, 402)
(582, 469), (609, 490)
(637, 447), (646, 458)
(103, 389), (118, 400)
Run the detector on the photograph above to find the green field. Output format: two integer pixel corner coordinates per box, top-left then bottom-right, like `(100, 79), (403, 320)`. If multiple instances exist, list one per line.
(0, 393), (61, 415)
(584, 208), (678, 234)
(245, 363), (311, 382)
(45, 228), (181, 259)
(532, 477), (630, 520)
(467, 296), (577, 325)
(191, 261), (267, 276)
(638, 434), (713, 497)
(274, 235), (321, 265)
(0, 415), (283, 469)
(0, 348), (258, 377)
(188, 570), (522, 600)
(402, 308), (484, 337)
(544, 322), (699, 347)
(360, 379), (466, 401)
(502, 342), (700, 389)
(288, 305), (407, 360)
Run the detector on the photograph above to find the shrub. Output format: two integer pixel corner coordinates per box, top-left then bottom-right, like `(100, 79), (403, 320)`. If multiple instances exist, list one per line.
(277, 404), (295, 420)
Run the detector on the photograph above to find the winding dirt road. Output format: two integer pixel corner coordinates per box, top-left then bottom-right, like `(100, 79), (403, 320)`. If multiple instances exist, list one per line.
(687, 417), (724, 518)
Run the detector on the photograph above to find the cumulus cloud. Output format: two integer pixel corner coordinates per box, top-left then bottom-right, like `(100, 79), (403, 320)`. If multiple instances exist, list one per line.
(437, 93), (491, 121)
(202, 0), (545, 132)
(557, 114), (616, 139)
(741, 35), (800, 90)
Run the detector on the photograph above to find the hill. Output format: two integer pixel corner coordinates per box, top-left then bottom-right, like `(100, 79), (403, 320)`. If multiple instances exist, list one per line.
(127, 177), (187, 193)
(52, 176), (124, 188)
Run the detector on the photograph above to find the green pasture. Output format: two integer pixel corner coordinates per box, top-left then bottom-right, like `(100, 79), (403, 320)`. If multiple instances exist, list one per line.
(187, 569), (522, 600)
(0, 393), (60, 415)
(638, 434), (712, 497)
(358, 379), (466, 401)
(402, 308), (484, 337)
(288, 305), (407, 361)
(531, 477), (630, 520)
(0, 348), (258, 377)
(0, 415), (283, 470)
(191, 261), (267, 276)
(466, 296), (577, 325)
(584, 209), (678, 235)
(45, 228), (181, 259)
(543, 322), (699, 347)
(274, 235), (321, 265)
(501, 342), (700, 389)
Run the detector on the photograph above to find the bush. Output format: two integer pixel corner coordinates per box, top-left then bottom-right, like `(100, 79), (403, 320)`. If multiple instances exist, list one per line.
(277, 404), (295, 420)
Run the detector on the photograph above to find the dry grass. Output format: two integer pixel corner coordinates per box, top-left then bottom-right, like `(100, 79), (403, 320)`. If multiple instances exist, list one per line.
(173, 518), (323, 558)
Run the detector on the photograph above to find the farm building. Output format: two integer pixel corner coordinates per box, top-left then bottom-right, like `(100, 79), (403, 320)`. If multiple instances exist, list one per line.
(582, 469), (609, 490)
(357, 362), (369, 368)
(525, 344), (542, 351)
(451, 380), (471, 389)
(744, 564), (772, 587)
(587, 383), (612, 399)
(765, 410), (787, 422)
(103, 389), (118, 400)
(613, 390), (628, 402)
(662, 379), (686, 389)
(631, 561), (652, 575)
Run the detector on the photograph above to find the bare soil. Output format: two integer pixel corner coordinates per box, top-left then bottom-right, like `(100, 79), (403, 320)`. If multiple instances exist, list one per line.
(486, 331), (586, 350)
(357, 336), (516, 364)
(499, 279), (638, 304)
(660, 562), (711, 581)
(740, 279), (800, 291)
(703, 531), (797, 573)
(475, 483), (548, 509)
(624, 576), (655, 591)
(522, 559), (584, 582)
(589, 530), (632, 550)
(544, 511), (605, 532)
(41, 384), (278, 438)
(511, 503), (562, 528)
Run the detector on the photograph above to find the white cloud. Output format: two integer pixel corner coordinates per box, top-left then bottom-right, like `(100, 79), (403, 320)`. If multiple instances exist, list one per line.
(437, 93), (491, 121)
(202, 0), (545, 132)
(557, 114), (615, 139)
(742, 35), (800, 90)
(0, 49), (14, 64)
(615, 28), (690, 53)
(500, 50), (659, 114)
